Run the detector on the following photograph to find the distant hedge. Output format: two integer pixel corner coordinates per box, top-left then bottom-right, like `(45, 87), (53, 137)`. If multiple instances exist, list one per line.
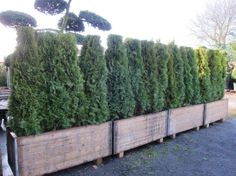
(9, 27), (227, 136)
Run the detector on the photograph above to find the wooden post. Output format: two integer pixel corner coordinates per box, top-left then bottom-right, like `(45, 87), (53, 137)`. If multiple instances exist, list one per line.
(205, 124), (209, 128)
(157, 138), (164, 144)
(118, 152), (124, 158)
(219, 119), (224, 123)
(95, 158), (103, 165)
(195, 127), (200, 131)
(170, 134), (176, 139)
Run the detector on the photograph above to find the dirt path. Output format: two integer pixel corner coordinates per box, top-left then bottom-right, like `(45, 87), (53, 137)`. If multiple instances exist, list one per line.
(51, 119), (236, 176)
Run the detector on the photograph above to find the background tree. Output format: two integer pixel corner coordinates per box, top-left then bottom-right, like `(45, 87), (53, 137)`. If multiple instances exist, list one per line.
(125, 39), (149, 115)
(105, 34), (135, 120)
(141, 40), (158, 113)
(155, 42), (169, 111)
(79, 35), (109, 124)
(195, 47), (212, 103)
(191, 0), (236, 49)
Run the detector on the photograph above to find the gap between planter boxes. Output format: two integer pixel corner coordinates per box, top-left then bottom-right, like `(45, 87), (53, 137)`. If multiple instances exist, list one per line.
(7, 99), (228, 176)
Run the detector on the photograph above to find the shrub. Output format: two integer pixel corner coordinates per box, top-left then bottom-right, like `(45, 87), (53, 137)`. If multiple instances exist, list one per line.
(195, 47), (212, 103)
(0, 65), (6, 87)
(9, 27), (43, 136)
(105, 34), (135, 120)
(38, 32), (86, 131)
(125, 39), (149, 115)
(155, 42), (169, 110)
(80, 35), (109, 124)
(180, 47), (193, 105)
(166, 42), (185, 108)
(186, 47), (201, 104)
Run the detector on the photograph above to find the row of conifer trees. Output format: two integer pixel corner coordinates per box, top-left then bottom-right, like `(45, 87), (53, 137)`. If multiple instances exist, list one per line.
(9, 27), (226, 136)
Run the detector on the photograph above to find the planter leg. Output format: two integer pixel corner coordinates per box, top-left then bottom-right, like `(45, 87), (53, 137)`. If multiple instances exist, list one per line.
(205, 124), (209, 128)
(170, 134), (176, 139)
(95, 158), (103, 165)
(157, 138), (164, 144)
(195, 127), (200, 131)
(118, 152), (124, 158)
(219, 119), (224, 123)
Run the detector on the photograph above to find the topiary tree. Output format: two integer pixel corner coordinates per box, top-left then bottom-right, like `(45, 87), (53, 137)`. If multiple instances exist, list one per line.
(194, 47), (212, 103)
(79, 35), (109, 124)
(186, 47), (201, 104)
(125, 38), (149, 115)
(141, 40), (158, 113)
(0, 10), (37, 28)
(155, 42), (169, 111)
(105, 34), (135, 120)
(37, 32), (86, 131)
(9, 27), (43, 136)
(166, 42), (185, 108)
(180, 47), (193, 105)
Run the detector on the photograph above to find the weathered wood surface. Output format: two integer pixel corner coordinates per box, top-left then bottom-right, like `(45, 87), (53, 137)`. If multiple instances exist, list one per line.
(13, 122), (112, 176)
(204, 99), (228, 125)
(113, 111), (168, 154)
(168, 104), (204, 136)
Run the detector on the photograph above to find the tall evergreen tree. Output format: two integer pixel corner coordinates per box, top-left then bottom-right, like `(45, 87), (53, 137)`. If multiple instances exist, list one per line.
(195, 47), (212, 103)
(105, 34), (135, 119)
(167, 42), (185, 108)
(9, 27), (43, 136)
(125, 39), (149, 115)
(186, 47), (201, 104)
(180, 47), (193, 105)
(141, 40), (158, 113)
(80, 35), (109, 124)
(38, 32), (86, 131)
(155, 42), (169, 110)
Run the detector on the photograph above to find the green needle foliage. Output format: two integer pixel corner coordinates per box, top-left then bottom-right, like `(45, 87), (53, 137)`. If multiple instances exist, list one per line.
(125, 39), (149, 115)
(186, 47), (201, 104)
(195, 47), (212, 103)
(38, 32), (86, 131)
(208, 50), (226, 100)
(180, 47), (193, 105)
(9, 27), (43, 136)
(167, 42), (185, 108)
(105, 34), (135, 120)
(80, 35), (109, 124)
(141, 40), (158, 113)
(155, 42), (169, 111)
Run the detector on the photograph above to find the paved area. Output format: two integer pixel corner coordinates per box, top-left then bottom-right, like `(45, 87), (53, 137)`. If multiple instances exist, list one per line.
(50, 120), (236, 176)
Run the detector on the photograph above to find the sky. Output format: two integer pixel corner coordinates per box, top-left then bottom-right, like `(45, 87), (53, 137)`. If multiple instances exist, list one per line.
(0, 0), (215, 61)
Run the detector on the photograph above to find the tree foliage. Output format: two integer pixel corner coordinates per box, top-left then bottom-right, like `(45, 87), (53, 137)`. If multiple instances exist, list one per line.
(141, 40), (158, 112)
(105, 34), (135, 119)
(155, 42), (169, 111)
(195, 47), (212, 103)
(125, 39), (149, 115)
(34, 0), (67, 15)
(80, 35), (109, 124)
(0, 10), (37, 28)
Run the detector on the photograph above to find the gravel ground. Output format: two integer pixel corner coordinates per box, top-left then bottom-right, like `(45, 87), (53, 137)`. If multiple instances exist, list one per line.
(50, 119), (236, 176)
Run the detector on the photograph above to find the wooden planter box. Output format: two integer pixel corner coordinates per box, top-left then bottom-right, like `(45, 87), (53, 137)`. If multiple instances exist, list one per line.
(7, 122), (112, 176)
(204, 99), (228, 127)
(168, 104), (204, 138)
(113, 111), (168, 157)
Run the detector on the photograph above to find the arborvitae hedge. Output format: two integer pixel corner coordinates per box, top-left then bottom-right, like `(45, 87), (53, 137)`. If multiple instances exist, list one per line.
(167, 42), (185, 108)
(9, 27), (44, 136)
(105, 34), (135, 120)
(155, 42), (169, 111)
(195, 47), (212, 103)
(186, 47), (201, 104)
(141, 40), (158, 113)
(80, 35), (109, 124)
(180, 47), (193, 105)
(208, 50), (226, 101)
(38, 32), (86, 131)
(125, 39), (149, 115)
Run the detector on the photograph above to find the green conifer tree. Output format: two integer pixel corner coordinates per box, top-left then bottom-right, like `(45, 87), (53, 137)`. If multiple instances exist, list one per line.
(105, 34), (135, 119)
(195, 47), (212, 103)
(125, 39), (149, 115)
(155, 42), (169, 110)
(79, 35), (109, 124)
